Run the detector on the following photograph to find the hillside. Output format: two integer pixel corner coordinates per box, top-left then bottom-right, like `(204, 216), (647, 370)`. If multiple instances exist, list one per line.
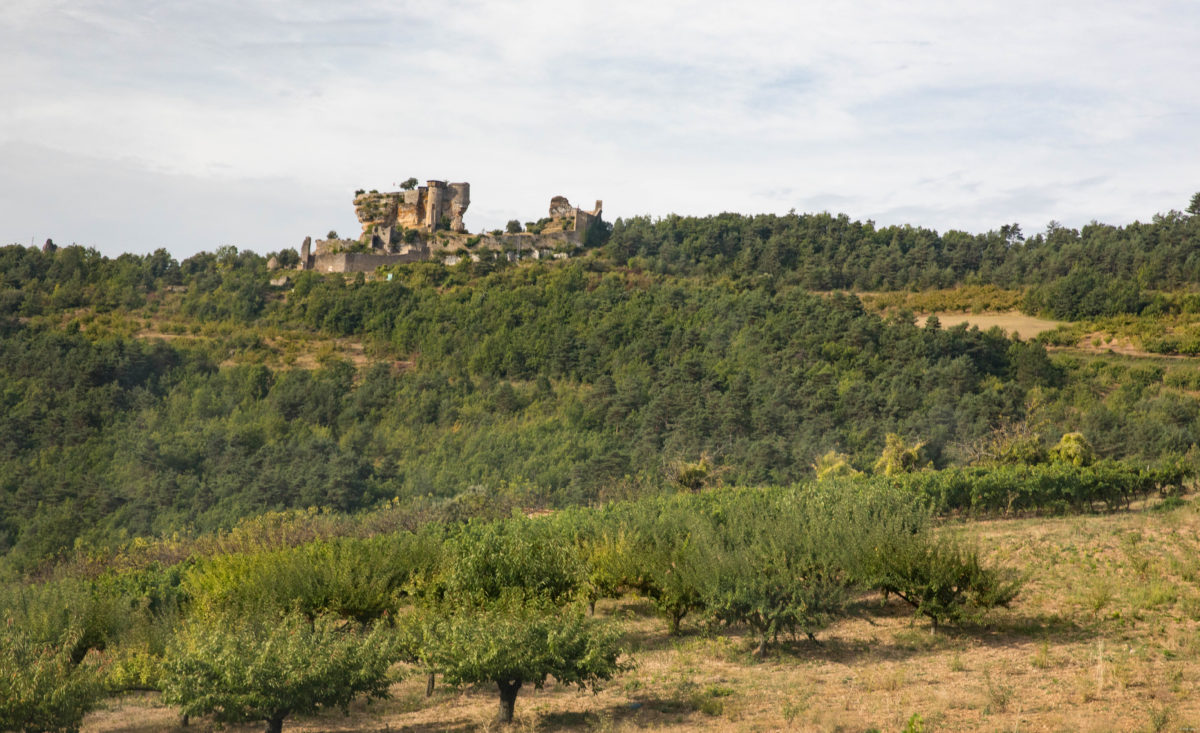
(77, 496), (1200, 732)
(4, 205), (1200, 732)
(8, 239), (1200, 572)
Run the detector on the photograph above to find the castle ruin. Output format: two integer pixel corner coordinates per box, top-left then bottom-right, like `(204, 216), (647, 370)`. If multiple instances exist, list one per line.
(297, 178), (603, 273)
(355, 180), (471, 250)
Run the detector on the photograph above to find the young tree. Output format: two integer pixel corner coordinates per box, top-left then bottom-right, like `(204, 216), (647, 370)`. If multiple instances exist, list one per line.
(867, 534), (1021, 632)
(406, 594), (622, 724)
(701, 487), (859, 655)
(706, 544), (849, 656)
(0, 629), (103, 733)
(403, 518), (621, 724)
(626, 504), (715, 634)
(1050, 431), (1095, 467)
(161, 612), (398, 733)
(812, 450), (861, 480)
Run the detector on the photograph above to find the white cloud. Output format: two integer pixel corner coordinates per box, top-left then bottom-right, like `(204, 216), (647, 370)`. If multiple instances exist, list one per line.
(2, 0), (1198, 256)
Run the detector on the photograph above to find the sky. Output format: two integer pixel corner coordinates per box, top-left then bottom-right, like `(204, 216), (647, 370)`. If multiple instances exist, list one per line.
(2, 0), (1198, 258)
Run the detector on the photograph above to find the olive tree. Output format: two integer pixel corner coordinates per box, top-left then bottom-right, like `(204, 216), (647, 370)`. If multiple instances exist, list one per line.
(161, 611), (398, 733)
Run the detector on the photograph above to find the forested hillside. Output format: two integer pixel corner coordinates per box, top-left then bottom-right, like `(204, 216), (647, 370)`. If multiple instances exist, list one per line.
(5, 205), (1200, 731)
(3, 204), (1200, 573)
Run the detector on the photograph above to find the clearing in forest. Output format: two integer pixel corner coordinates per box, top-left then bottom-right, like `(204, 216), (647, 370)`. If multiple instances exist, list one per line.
(916, 311), (1063, 340)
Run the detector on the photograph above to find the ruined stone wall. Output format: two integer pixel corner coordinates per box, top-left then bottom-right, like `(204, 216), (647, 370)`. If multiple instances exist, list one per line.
(540, 196), (603, 242)
(309, 251), (427, 273)
(300, 185), (598, 273)
(359, 180), (470, 239)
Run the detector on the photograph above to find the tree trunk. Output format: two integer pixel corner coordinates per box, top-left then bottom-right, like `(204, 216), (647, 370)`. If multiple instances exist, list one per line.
(426, 672), (436, 697)
(753, 636), (768, 658)
(669, 610), (684, 635)
(265, 712), (286, 733)
(496, 679), (523, 724)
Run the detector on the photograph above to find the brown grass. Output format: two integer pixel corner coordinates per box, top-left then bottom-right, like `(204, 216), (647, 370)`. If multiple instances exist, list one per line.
(84, 501), (1200, 732)
(916, 311), (1063, 340)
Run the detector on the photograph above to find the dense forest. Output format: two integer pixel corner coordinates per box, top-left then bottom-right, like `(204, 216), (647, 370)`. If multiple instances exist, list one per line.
(3, 200), (1200, 572)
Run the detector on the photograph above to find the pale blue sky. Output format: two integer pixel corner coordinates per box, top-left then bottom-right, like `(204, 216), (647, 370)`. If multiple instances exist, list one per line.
(2, 0), (1198, 257)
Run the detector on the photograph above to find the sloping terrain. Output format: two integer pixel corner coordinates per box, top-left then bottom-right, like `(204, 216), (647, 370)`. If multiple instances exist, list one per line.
(82, 498), (1200, 732)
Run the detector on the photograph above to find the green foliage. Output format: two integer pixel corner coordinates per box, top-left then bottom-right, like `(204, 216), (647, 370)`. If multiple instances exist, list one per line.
(430, 517), (584, 606)
(957, 421), (1048, 466)
(1050, 431), (1095, 467)
(812, 451), (860, 480)
(184, 531), (442, 622)
(867, 535), (1021, 631)
(406, 595), (622, 723)
(882, 461), (1187, 515)
(0, 576), (151, 665)
(505, 219), (523, 234)
(402, 515), (620, 723)
(0, 629), (103, 733)
(6, 225), (1200, 570)
(620, 500), (716, 634)
(703, 489), (854, 653)
(604, 210), (1200, 293)
(1023, 268), (1148, 320)
(666, 452), (722, 491)
(579, 528), (642, 609)
(874, 434), (932, 476)
(161, 611), (397, 733)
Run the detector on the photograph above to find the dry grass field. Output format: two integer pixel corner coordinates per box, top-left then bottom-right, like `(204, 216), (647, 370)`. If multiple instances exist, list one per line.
(84, 499), (1200, 733)
(914, 312), (1064, 341)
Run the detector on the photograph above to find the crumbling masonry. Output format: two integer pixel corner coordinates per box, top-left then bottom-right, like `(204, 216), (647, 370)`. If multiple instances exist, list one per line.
(297, 179), (603, 273)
